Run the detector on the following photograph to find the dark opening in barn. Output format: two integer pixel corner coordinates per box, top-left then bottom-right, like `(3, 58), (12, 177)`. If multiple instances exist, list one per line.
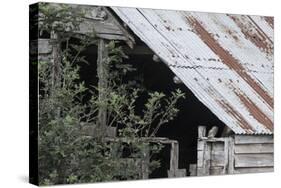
(75, 38), (227, 178)
(122, 42), (227, 178)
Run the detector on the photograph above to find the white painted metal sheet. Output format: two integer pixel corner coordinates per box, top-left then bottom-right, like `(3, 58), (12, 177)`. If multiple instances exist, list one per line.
(112, 7), (274, 134)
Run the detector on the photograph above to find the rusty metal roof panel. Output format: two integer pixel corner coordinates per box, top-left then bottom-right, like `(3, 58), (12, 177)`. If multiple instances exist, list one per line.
(112, 7), (274, 134)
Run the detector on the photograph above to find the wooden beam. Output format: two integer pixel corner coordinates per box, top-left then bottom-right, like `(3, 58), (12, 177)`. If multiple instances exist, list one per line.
(234, 153), (273, 168)
(234, 167), (273, 174)
(97, 39), (109, 136)
(123, 45), (153, 55)
(104, 7), (135, 48)
(235, 135), (273, 144)
(234, 143), (274, 154)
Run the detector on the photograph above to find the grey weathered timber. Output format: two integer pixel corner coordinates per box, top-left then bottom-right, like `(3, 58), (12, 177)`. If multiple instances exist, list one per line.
(79, 5), (135, 47)
(36, 39), (52, 54)
(50, 31), (61, 90)
(198, 126), (207, 138)
(44, 4), (135, 47)
(196, 134), (273, 175)
(197, 137), (230, 175)
(170, 141), (179, 173)
(210, 166), (224, 175)
(207, 126), (218, 138)
(189, 164), (197, 176)
(234, 153), (273, 167)
(203, 142), (211, 175)
(234, 167), (273, 174)
(104, 137), (184, 178)
(31, 39), (52, 62)
(211, 150), (226, 167)
(227, 137), (235, 174)
(103, 7), (135, 48)
(167, 169), (186, 178)
(235, 135), (273, 144)
(197, 126), (208, 176)
(167, 141), (186, 177)
(97, 39), (109, 136)
(141, 144), (150, 179)
(222, 139), (229, 174)
(235, 143), (274, 154)
(197, 139), (212, 176)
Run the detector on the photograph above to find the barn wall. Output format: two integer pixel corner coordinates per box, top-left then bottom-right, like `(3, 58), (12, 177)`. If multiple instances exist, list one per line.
(233, 135), (274, 174)
(193, 133), (273, 176)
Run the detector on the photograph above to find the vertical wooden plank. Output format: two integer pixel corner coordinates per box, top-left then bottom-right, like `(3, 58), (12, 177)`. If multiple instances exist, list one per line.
(168, 141), (186, 177)
(197, 140), (205, 176)
(198, 126), (207, 138)
(204, 142), (211, 175)
(197, 125), (207, 175)
(228, 137), (235, 174)
(168, 141), (179, 177)
(50, 31), (61, 119)
(189, 164), (197, 176)
(197, 140), (211, 176)
(222, 138), (229, 174)
(141, 144), (150, 179)
(50, 31), (61, 90)
(97, 39), (108, 136)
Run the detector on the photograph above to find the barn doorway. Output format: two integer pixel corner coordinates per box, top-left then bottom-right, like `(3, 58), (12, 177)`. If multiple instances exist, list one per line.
(122, 44), (227, 178)
(73, 39), (227, 178)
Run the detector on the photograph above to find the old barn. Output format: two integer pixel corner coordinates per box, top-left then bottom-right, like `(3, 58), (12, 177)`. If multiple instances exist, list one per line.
(34, 4), (274, 178)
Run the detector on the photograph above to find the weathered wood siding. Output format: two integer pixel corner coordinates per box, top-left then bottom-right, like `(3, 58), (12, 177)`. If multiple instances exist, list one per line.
(193, 132), (273, 176)
(233, 135), (274, 174)
(196, 139), (229, 176)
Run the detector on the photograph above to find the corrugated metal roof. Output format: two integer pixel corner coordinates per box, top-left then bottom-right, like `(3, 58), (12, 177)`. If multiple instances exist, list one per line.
(112, 7), (274, 134)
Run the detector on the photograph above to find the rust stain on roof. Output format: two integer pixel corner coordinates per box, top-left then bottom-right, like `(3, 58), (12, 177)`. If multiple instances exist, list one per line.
(264, 16), (274, 29)
(234, 89), (273, 131)
(112, 7), (274, 134)
(229, 15), (273, 56)
(186, 16), (273, 108)
(216, 99), (254, 133)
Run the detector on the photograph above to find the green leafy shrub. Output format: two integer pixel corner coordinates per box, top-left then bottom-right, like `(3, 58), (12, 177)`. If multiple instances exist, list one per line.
(38, 3), (185, 185)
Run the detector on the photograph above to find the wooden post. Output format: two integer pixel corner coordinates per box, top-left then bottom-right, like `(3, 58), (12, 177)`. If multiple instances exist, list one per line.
(170, 141), (179, 174)
(203, 141), (211, 175)
(97, 39), (109, 136)
(197, 126), (210, 176)
(50, 31), (61, 90)
(222, 138), (229, 174)
(198, 126), (207, 138)
(228, 136), (235, 174)
(141, 143), (150, 179)
(50, 31), (62, 119)
(168, 141), (186, 177)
